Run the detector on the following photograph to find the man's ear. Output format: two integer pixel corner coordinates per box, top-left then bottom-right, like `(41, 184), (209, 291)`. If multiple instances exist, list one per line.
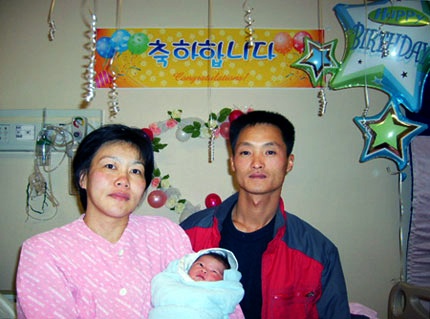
(229, 156), (236, 173)
(286, 154), (295, 174)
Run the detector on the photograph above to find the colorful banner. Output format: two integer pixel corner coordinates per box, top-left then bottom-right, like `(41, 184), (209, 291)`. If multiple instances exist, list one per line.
(95, 28), (324, 88)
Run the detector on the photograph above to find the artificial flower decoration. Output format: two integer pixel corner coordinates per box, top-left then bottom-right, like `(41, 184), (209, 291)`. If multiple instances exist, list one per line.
(353, 100), (428, 171)
(291, 37), (340, 87)
(143, 107), (251, 217)
(330, 0), (430, 113)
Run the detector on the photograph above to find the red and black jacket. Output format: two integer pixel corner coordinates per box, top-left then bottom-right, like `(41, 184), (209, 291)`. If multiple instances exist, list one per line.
(180, 192), (351, 319)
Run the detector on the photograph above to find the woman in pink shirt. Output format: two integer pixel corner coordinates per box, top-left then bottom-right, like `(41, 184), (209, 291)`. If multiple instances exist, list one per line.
(15, 124), (194, 319)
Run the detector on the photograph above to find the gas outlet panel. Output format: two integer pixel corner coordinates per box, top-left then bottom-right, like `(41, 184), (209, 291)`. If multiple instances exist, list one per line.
(0, 109), (103, 152)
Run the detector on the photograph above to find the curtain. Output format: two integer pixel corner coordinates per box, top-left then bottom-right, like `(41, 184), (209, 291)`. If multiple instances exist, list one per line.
(407, 135), (430, 287)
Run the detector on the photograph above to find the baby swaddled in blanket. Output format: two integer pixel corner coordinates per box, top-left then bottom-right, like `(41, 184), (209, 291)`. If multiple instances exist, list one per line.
(149, 248), (244, 319)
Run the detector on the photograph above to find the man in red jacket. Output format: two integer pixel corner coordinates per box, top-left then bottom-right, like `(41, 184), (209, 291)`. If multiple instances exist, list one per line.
(181, 110), (351, 319)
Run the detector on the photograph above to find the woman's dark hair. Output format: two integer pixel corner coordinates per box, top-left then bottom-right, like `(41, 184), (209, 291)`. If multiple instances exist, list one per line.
(229, 110), (295, 156)
(72, 124), (154, 210)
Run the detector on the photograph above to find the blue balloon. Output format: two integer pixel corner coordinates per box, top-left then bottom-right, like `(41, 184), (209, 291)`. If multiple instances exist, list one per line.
(96, 37), (115, 59)
(330, 0), (430, 113)
(111, 29), (131, 53)
(353, 98), (428, 171)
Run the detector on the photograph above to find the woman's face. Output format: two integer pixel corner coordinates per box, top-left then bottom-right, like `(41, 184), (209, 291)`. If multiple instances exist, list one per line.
(79, 141), (146, 222)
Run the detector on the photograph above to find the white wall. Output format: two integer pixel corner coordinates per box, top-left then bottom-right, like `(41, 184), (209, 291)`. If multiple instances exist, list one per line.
(0, 1), (406, 317)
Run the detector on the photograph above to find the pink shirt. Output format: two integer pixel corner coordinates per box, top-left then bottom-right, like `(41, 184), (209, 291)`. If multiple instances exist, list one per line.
(16, 215), (193, 319)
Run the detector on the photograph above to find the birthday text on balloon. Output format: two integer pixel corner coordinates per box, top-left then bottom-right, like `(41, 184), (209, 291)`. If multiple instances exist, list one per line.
(351, 22), (429, 62)
(368, 6), (430, 26)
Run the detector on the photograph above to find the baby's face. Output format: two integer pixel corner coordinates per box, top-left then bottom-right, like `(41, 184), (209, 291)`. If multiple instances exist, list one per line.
(188, 255), (226, 282)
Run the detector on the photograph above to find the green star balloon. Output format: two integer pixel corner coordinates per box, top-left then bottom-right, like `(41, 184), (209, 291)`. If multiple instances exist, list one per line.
(353, 100), (428, 170)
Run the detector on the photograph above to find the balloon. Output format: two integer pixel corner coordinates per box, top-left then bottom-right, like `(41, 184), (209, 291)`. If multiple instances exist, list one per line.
(110, 29), (131, 53)
(205, 193), (222, 208)
(330, 0), (430, 113)
(353, 99), (428, 171)
(175, 129), (191, 142)
(293, 31), (312, 53)
(148, 190), (167, 208)
(291, 37), (339, 87)
(128, 33), (149, 55)
(96, 37), (115, 59)
(95, 70), (112, 88)
(219, 122), (230, 139)
(141, 128), (154, 141)
(273, 32), (293, 55)
(228, 110), (244, 123)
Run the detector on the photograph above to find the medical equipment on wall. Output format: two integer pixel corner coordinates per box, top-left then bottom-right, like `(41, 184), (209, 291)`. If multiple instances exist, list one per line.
(27, 123), (75, 220)
(27, 115), (97, 220)
(0, 108), (104, 221)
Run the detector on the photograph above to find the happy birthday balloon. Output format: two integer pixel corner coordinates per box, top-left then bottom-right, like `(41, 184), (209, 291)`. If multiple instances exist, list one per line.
(205, 193), (222, 208)
(330, 0), (430, 113)
(128, 32), (149, 55)
(148, 189), (167, 208)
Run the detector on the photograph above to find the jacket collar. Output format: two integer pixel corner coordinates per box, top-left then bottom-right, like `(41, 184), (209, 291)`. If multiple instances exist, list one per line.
(215, 192), (287, 236)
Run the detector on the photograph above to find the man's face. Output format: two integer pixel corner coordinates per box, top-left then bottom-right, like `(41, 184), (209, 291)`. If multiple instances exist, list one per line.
(230, 124), (294, 197)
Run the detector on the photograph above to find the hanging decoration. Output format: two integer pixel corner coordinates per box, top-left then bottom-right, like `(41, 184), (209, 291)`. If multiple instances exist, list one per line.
(242, 0), (255, 47)
(324, 0), (430, 286)
(317, 88), (327, 116)
(291, 37), (340, 87)
(82, 10), (98, 103)
(353, 100), (428, 171)
(289, 0), (333, 116)
(336, 0), (430, 170)
(206, 0), (216, 163)
(330, 0), (430, 113)
(289, 0), (429, 169)
(208, 126), (216, 163)
(47, 0), (56, 41)
(107, 57), (120, 119)
(143, 107), (249, 217)
(316, 0), (329, 117)
(107, 0), (123, 119)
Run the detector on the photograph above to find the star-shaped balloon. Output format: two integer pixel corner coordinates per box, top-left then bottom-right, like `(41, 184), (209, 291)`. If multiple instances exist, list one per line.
(330, 0), (430, 113)
(353, 99), (428, 171)
(291, 37), (340, 87)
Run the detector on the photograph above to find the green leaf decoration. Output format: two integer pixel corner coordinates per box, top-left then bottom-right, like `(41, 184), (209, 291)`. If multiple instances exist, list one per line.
(218, 108), (232, 122)
(152, 137), (168, 153)
(183, 125), (195, 134)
